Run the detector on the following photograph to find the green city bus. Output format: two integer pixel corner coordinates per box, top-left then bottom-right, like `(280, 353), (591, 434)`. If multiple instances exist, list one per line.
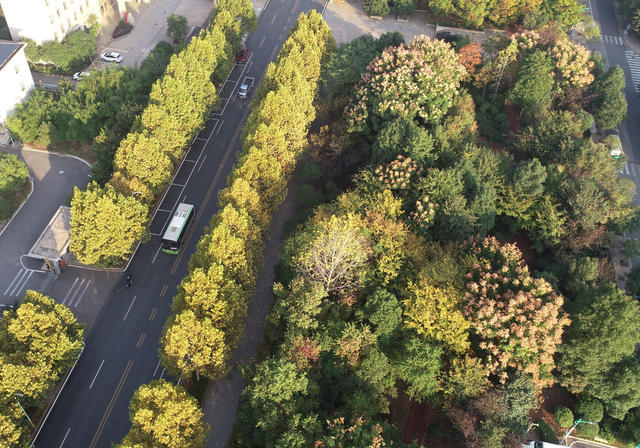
(161, 203), (195, 255)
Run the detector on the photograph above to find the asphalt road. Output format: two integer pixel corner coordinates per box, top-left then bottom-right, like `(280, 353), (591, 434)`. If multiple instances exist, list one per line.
(0, 148), (91, 305)
(589, 0), (640, 164)
(34, 0), (326, 447)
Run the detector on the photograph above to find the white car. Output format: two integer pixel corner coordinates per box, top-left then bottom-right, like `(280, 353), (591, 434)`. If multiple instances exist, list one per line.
(72, 71), (91, 80)
(100, 51), (123, 63)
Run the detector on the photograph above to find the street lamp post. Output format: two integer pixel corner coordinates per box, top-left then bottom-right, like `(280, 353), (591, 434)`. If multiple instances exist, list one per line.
(14, 394), (34, 427)
(560, 419), (595, 444)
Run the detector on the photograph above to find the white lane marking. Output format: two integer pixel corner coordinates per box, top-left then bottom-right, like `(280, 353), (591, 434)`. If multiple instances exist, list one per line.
(624, 163), (630, 175)
(197, 154), (207, 172)
(182, 195), (187, 202)
(59, 427), (71, 448)
(4, 269), (24, 295)
(5, 269), (27, 296)
(216, 120), (224, 135)
(271, 14), (277, 24)
(74, 280), (91, 307)
(123, 295), (137, 321)
(153, 359), (161, 377)
(68, 278), (85, 305)
(152, 245), (162, 264)
(62, 278), (80, 305)
(259, 36), (266, 47)
(11, 270), (33, 297)
(89, 359), (105, 389)
(159, 368), (165, 379)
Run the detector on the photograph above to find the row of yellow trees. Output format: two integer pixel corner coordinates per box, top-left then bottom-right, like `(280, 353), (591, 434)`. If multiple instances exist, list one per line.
(158, 11), (335, 381)
(0, 292), (84, 447)
(69, 0), (258, 266)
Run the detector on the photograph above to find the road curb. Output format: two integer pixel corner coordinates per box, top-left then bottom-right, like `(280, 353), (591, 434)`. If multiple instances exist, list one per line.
(20, 145), (93, 169)
(0, 176), (34, 239)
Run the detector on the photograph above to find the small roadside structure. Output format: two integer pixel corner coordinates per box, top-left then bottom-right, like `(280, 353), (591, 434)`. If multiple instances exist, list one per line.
(28, 206), (71, 273)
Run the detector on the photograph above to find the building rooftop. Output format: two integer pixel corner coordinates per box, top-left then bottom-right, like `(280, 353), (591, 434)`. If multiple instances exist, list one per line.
(0, 40), (24, 71)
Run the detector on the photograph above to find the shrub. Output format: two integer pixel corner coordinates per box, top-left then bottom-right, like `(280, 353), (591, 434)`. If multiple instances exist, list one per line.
(167, 14), (188, 42)
(112, 22), (133, 38)
(554, 406), (574, 428)
(538, 419), (559, 443)
(295, 184), (324, 210)
(576, 421), (599, 439)
(364, 0), (390, 16)
(23, 28), (97, 74)
(0, 196), (13, 219)
(626, 264), (640, 296)
(575, 396), (604, 423)
(392, 0), (416, 15)
(0, 152), (29, 192)
(299, 161), (324, 183)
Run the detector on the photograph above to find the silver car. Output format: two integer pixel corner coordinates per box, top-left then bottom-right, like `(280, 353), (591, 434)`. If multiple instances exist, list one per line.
(72, 71), (91, 80)
(238, 76), (254, 99)
(100, 51), (123, 63)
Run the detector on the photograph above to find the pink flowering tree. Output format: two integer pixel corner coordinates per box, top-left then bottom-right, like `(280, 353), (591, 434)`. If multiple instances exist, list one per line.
(463, 237), (570, 386)
(346, 35), (466, 136)
(374, 154), (422, 190)
(409, 196), (438, 232)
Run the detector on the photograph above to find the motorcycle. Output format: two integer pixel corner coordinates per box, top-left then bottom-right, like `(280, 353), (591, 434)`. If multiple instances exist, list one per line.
(125, 273), (133, 288)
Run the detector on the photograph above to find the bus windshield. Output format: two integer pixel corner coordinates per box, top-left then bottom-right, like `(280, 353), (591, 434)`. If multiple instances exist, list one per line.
(161, 203), (194, 255)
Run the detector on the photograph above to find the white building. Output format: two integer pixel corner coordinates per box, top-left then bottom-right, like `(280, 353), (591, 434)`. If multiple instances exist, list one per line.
(0, 0), (105, 45)
(0, 41), (34, 124)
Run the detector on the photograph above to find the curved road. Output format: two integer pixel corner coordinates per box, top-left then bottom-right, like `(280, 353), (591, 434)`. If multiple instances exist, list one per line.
(0, 146), (91, 304)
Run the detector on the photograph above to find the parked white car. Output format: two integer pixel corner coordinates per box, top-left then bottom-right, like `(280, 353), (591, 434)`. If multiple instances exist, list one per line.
(72, 71), (91, 80)
(100, 51), (123, 63)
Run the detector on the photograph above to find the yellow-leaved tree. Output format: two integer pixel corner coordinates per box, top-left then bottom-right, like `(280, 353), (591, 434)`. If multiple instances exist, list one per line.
(403, 273), (470, 353)
(69, 182), (149, 266)
(115, 380), (209, 448)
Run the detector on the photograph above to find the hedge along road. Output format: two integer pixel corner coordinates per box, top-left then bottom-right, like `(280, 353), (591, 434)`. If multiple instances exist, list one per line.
(34, 0), (327, 447)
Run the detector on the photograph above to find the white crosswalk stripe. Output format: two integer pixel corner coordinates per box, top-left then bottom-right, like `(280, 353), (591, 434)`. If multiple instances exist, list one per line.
(603, 34), (624, 45)
(625, 50), (640, 92)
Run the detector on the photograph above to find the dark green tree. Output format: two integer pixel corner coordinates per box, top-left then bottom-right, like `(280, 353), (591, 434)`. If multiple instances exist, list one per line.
(167, 14), (188, 42)
(508, 49), (555, 110)
(556, 283), (640, 418)
(321, 33), (404, 99)
(591, 66), (627, 130)
(372, 117), (434, 165)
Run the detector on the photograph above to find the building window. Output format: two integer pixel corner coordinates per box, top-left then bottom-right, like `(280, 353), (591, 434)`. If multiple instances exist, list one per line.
(57, 8), (61, 17)
(21, 83), (26, 92)
(60, 24), (65, 34)
(79, 5), (84, 14)
(67, 17), (72, 27)
(54, 31), (60, 40)
(15, 64), (20, 74)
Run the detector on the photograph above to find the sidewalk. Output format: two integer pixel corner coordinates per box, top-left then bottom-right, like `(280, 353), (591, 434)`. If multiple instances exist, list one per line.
(97, 0), (214, 66)
(201, 182), (296, 448)
(323, 0), (498, 44)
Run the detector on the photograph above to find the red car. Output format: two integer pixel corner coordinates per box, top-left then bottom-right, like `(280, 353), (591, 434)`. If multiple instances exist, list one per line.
(236, 45), (249, 63)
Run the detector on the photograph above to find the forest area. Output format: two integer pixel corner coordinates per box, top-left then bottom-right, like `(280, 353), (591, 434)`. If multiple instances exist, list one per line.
(231, 18), (640, 448)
